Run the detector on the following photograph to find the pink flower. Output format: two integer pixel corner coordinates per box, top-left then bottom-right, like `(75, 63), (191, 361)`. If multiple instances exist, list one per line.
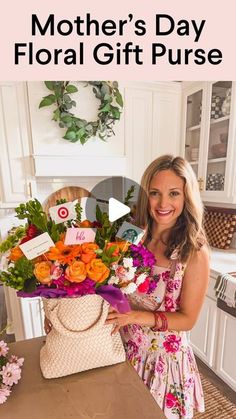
(163, 334), (181, 353)
(1, 362), (22, 386)
(164, 296), (176, 311)
(0, 386), (11, 404)
(165, 392), (178, 409)
(0, 340), (9, 357)
(161, 271), (170, 281)
(51, 264), (63, 280)
(115, 266), (127, 280)
(9, 355), (24, 367)
(166, 280), (180, 293)
(156, 355), (165, 374)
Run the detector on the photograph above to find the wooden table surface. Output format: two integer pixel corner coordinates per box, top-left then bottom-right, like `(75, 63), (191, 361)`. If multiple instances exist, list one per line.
(0, 337), (165, 419)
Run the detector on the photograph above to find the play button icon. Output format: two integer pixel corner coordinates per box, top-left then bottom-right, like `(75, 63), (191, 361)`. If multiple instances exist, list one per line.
(108, 198), (130, 222)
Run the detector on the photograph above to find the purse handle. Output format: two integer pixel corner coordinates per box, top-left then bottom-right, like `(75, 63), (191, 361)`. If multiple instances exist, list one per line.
(48, 299), (110, 338)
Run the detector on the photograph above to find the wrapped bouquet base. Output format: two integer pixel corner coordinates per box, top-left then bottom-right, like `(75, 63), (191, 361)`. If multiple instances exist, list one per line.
(40, 295), (126, 379)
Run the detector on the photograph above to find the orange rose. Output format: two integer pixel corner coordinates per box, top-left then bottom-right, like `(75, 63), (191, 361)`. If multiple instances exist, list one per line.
(86, 259), (110, 283)
(105, 242), (120, 257)
(80, 243), (99, 263)
(34, 261), (52, 284)
(79, 220), (93, 228)
(8, 247), (24, 262)
(65, 260), (87, 283)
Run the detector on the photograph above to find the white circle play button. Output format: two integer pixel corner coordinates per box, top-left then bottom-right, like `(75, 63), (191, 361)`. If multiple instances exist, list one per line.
(108, 198), (130, 222)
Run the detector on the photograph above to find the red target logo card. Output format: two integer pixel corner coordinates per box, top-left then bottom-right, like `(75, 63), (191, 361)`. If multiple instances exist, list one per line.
(49, 202), (76, 224)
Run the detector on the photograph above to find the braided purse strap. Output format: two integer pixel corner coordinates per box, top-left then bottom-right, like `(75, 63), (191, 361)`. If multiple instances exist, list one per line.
(43, 295), (109, 338)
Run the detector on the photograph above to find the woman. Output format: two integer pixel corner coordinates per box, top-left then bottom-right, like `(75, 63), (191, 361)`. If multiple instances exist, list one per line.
(106, 155), (209, 418)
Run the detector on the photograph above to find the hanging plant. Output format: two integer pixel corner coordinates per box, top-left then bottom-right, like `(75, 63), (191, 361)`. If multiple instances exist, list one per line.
(39, 81), (123, 145)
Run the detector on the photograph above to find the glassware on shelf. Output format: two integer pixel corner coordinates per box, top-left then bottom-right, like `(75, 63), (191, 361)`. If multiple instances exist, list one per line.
(190, 148), (199, 161)
(211, 143), (227, 158)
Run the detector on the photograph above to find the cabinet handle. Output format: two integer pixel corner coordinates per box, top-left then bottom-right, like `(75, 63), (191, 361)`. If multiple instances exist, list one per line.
(27, 181), (32, 198)
(198, 177), (204, 191)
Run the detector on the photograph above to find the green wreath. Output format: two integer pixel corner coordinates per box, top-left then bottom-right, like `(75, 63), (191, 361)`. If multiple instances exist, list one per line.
(39, 81), (123, 145)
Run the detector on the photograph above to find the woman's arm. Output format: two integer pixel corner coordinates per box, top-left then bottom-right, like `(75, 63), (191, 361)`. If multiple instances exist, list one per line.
(106, 244), (210, 333)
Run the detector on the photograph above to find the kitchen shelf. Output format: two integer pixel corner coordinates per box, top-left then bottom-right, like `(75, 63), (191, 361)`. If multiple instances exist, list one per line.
(186, 124), (201, 131)
(210, 115), (230, 125)
(207, 157), (227, 164)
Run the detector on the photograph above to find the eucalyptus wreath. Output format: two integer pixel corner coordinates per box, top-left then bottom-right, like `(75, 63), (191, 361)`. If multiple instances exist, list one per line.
(39, 81), (123, 145)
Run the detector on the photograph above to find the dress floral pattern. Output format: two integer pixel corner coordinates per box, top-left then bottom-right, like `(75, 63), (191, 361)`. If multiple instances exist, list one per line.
(121, 261), (205, 419)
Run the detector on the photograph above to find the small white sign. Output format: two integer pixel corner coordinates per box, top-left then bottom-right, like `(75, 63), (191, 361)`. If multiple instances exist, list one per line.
(49, 202), (76, 224)
(19, 232), (54, 260)
(116, 221), (145, 245)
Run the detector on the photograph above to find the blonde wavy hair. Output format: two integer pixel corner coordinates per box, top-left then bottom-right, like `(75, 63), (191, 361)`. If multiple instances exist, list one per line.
(135, 155), (207, 262)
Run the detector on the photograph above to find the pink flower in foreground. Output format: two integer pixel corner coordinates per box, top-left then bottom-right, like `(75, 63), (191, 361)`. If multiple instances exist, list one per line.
(1, 362), (22, 386)
(9, 355), (24, 367)
(163, 334), (181, 353)
(0, 386), (11, 404)
(165, 392), (178, 409)
(0, 340), (9, 357)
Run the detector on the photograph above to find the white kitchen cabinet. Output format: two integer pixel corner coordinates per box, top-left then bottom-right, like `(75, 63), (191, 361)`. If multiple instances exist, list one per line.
(189, 280), (218, 368)
(27, 81), (181, 182)
(215, 308), (236, 391)
(0, 82), (34, 208)
(181, 82), (236, 204)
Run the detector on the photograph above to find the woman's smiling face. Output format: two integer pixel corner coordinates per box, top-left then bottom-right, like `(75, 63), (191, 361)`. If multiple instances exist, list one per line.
(148, 169), (185, 229)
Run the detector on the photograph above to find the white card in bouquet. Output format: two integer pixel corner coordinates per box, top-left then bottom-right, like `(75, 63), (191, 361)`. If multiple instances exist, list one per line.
(116, 221), (145, 245)
(49, 202), (76, 224)
(19, 232), (54, 260)
(64, 228), (96, 245)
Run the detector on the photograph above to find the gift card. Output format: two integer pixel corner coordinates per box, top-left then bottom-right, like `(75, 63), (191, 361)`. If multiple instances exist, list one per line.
(64, 228), (96, 245)
(116, 221), (145, 245)
(49, 201), (76, 224)
(19, 232), (54, 260)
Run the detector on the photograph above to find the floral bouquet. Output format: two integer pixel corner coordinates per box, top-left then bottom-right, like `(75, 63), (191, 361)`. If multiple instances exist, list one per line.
(0, 189), (157, 378)
(0, 329), (24, 404)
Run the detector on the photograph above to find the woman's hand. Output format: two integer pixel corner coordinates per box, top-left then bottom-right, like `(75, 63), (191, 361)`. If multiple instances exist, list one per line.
(44, 316), (52, 335)
(105, 307), (156, 334)
(105, 307), (134, 334)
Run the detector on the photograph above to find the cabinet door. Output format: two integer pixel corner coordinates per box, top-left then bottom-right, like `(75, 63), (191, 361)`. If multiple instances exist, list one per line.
(215, 309), (236, 391)
(201, 81), (236, 203)
(181, 83), (207, 187)
(0, 82), (33, 207)
(189, 296), (218, 368)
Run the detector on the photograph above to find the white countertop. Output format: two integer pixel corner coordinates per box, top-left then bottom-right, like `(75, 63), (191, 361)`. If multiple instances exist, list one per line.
(210, 247), (236, 276)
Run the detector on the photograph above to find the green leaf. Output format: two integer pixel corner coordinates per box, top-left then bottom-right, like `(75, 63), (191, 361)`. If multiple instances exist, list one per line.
(39, 95), (56, 108)
(63, 130), (77, 141)
(77, 127), (86, 139)
(115, 89), (123, 107)
(100, 103), (111, 113)
(66, 84), (78, 94)
(52, 108), (60, 121)
(44, 81), (55, 91)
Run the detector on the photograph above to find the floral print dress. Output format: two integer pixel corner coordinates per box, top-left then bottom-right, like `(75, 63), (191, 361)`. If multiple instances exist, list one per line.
(121, 260), (205, 419)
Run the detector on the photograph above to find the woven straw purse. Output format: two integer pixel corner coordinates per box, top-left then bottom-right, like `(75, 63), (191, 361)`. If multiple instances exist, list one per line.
(40, 295), (126, 379)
